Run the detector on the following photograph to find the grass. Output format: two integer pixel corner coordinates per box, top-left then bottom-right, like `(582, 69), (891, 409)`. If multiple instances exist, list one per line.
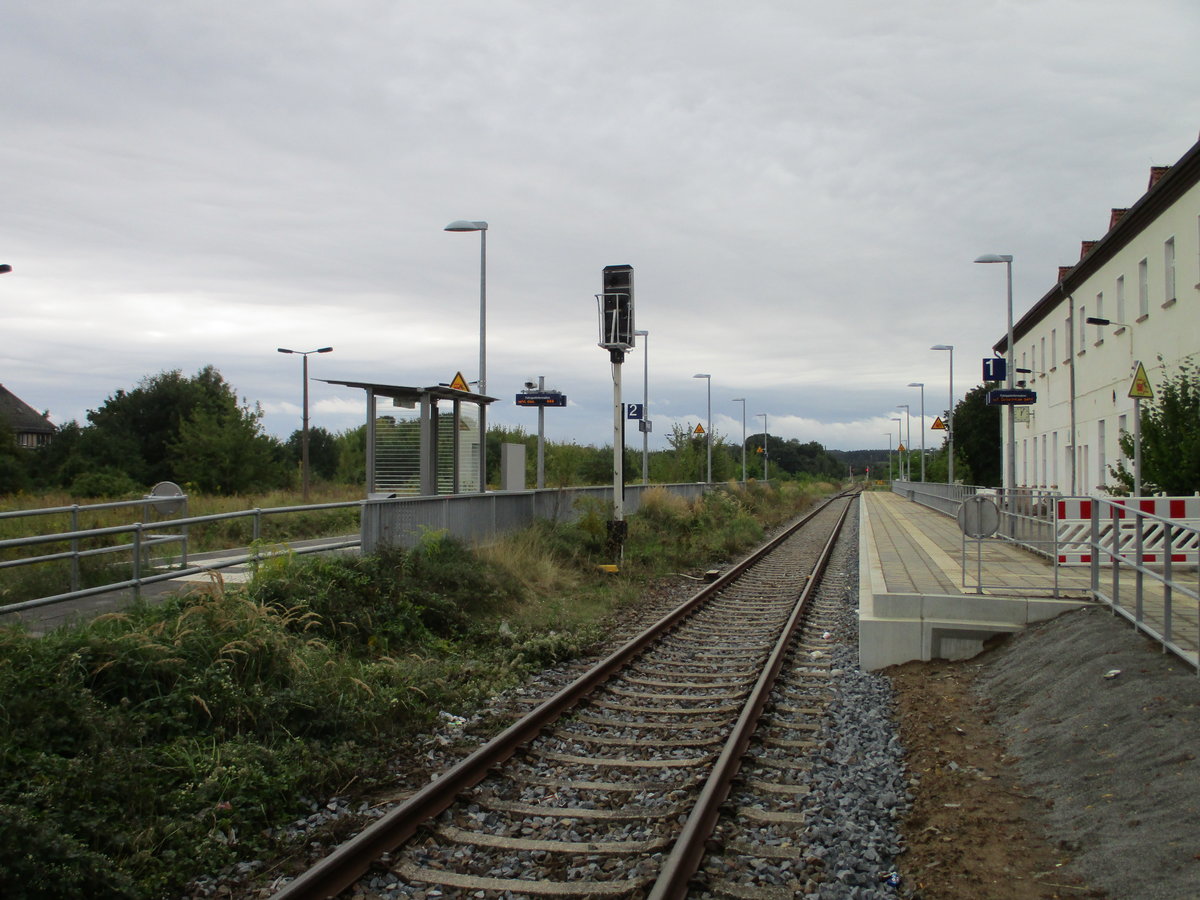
(0, 480), (833, 898)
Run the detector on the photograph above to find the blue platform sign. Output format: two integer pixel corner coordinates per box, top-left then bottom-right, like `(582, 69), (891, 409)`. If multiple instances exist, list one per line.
(626, 403), (644, 420)
(982, 357), (1007, 381)
(986, 388), (1037, 406)
(515, 391), (567, 408)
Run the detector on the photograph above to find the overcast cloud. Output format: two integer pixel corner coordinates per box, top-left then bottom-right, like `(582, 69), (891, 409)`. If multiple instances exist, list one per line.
(3, 0), (1198, 455)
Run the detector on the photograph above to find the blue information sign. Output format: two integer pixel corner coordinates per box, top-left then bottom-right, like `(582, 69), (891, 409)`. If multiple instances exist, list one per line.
(515, 391), (567, 408)
(626, 403), (644, 420)
(982, 357), (1007, 381)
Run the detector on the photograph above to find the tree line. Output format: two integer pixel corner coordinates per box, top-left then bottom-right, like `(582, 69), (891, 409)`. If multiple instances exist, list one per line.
(0, 366), (849, 498)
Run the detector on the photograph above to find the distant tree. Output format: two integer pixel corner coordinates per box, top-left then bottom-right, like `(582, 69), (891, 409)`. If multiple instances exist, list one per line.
(1109, 361), (1200, 495)
(334, 425), (367, 485)
(170, 403), (289, 495)
(951, 383), (1001, 487)
(285, 426), (339, 482)
(0, 413), (30, 494)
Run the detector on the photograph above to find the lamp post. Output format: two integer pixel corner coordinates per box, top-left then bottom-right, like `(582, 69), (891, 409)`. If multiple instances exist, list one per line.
(756, 413), (769, 480)
(896, 404), (911, 481)
(634, 329), (650, 484)
(693, 374), (711, 483)
(731, 397), (747, 483)
(931, 344), (954, 485)
(0, 265), (11, 274)
(1088, 318), (1140, 494)
(277, 346), (333, 502)
(907, 383), (925, 482)
(445, 219), (488, 491)
(891, 417), (902, 481)
(885, 433), (893, 482)
(975, 253), (1016, 500)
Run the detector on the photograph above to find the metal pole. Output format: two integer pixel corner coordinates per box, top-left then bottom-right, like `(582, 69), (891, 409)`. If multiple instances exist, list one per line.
(613, 360), (624, 520)
(1134, 396), (1142, 496)
(917, 385), (925, 481)
(636, 330), (649, 484)
(706, 378), (712, 483)
(1005, 259), (1016, 498)
(948, 347), (954, 485)
(301, 352), (311, 502)
(732, 398), (746, 483)
(536, 376), (545, 490)
(758, 413), (769, 481)
(479, 228), (487, 491)
(886, 433), (893, 482)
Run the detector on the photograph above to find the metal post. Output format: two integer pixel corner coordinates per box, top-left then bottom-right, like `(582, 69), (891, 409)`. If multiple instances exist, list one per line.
(635, 330), (650, 484)
(301, 352), (310, 501)
(1133, 396), (1142, 496)
(536, 376), (546, 490)
(758, 413), (769, 481)
(613, 358), (624, 523)
(732, 398), (746, 483)
(909, 382), (926, 482)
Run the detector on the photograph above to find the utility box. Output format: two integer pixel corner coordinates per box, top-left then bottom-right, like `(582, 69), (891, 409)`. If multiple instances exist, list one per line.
(500, 442), (526, 491)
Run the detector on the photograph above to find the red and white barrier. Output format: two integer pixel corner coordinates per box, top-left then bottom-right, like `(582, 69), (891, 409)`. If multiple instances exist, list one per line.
(1056, 496), (1200, 565)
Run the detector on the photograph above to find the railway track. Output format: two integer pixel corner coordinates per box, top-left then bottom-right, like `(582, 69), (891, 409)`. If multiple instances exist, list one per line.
(272, 492), (857, 899)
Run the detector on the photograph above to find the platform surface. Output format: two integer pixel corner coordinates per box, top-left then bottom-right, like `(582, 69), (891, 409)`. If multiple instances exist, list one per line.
(859, 490), (1199, 670)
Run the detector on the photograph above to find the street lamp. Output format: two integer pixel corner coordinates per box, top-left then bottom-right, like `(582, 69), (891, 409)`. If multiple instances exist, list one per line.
(975, 253), (1016, 499)
(277, 346), (333, 502)
(884, 433), (893, 482)
(693, 374), (712, 483)
(931, 345), (954, 485)
(891, 417), (902, 481)
(0, 265), (11, 274)
(756, 413), (769, 481)
(731, 397), (747, 483)
(445, 219), (488, 491)
(634, 329), (650, 484)
(896, 404), (911, 481)
(907, 382), (925, 482)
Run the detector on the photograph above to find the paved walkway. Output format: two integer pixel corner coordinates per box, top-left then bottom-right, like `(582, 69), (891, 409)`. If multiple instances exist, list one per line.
(859, 490), (1199, 670)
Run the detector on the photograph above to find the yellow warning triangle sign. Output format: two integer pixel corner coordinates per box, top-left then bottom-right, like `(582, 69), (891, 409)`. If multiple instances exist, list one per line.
(693, 422), (706, 436)
(897, 443), (906, 452)
(1128, 361), (1153, 399)
(931, 417), (947, 430)
(449, 371), (471, 392)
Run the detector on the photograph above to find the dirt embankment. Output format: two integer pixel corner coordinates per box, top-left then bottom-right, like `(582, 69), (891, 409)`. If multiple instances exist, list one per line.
(890, 606), (1200, 900)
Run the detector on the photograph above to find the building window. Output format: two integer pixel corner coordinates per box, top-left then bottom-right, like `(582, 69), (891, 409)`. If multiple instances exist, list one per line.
(1097, 419), (1106, 490)
(1078, 304), (1086, 351)
(1116, 274), (1126, 324)
(1138, 257), (1149, 318)
(1032, 435), (1039, 487)
(1095, 291), (1104, 342)
(1164, 237), (1176, 305)
(1040, 336), (1046, 376)
(1050, 329), (1057, 370)
(1051, 431), (1059, 489)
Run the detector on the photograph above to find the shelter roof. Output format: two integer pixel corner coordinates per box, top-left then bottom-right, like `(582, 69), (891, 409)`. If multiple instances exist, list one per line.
(319, 379), (497, 406)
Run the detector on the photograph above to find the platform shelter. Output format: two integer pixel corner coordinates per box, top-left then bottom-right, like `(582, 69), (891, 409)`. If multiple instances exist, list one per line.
(322, 379), (496, 496)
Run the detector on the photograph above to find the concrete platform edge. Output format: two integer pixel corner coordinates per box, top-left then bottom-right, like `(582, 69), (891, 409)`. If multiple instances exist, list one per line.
(858, 494), (1091, 671)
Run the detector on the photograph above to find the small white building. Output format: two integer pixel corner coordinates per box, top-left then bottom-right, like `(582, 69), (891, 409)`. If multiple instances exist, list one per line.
(998, 134), (1200, 497)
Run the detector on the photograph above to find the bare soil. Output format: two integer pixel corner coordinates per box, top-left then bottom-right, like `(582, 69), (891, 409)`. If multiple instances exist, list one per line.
(889, 605), (1200, 900)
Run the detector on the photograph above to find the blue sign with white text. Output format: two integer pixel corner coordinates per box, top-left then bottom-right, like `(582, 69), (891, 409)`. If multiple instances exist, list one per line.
(626, 403), (644, 420)
(982, 357), (1007, 381)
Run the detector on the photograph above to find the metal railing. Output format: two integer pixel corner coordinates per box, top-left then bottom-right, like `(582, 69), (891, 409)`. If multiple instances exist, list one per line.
(891, 480), (1200, 670)
(0, 501), (363, 616)
(1086, 498), (1200, 670)
(1, 482), (716, 617)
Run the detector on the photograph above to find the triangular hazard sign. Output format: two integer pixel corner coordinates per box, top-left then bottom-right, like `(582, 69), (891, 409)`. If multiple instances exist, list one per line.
(1128, 362), (1153, 399)
(931, 417), (946, 430)
(449, 371), (471, 392)
(693, 423), (706, 436)
(897, 443), (906, 453)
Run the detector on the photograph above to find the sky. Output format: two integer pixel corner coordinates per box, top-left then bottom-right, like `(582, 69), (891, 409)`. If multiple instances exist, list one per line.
(3, 0), (1199, 455)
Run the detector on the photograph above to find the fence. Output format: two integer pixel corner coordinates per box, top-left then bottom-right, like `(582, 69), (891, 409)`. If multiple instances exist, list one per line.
(892, 479), (1200, 670)
(1, 482), (712, 616)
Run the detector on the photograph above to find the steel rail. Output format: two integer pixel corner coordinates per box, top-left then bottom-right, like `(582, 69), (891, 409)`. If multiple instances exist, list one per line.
(269, 492), (849, 900)
(648, 493), (852, 899)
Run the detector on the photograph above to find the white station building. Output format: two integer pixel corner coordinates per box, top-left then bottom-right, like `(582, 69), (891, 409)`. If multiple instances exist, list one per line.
(998, 133), (1200, 498)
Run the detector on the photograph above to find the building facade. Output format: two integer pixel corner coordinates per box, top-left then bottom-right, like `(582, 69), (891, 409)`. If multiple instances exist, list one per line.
(999, 135), (1200, 497)
(0, 384), (55, 449)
